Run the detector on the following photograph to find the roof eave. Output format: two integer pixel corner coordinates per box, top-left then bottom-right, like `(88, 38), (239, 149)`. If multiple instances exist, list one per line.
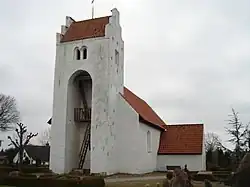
(139, 116), (165, 131)
(60, 35), (106, 43)
(157, 152), (202, 155)
(47, 118), (52, 125)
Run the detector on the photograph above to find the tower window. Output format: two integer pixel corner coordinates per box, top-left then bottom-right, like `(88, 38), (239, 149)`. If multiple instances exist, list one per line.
(82, 47), (87, 60)
(74, 47), (81, 60)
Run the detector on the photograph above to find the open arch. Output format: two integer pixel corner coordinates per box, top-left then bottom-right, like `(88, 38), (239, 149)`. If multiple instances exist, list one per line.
(66, 70), (92, 171)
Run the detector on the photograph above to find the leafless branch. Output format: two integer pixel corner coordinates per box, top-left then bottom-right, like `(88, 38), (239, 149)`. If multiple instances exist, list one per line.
(7, 136), (19, 148)
(205, 132), (223, 152)
(24, 132), (38, 146)
(7, 123), (38, 170)
(225, 108), (248, 161)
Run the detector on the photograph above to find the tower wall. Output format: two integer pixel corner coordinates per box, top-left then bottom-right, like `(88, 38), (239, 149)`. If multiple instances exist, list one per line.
(50, 8), (124, 174)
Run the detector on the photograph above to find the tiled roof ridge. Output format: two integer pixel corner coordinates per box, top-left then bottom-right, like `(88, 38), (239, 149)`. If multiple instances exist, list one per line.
(166, 123), (204, 126)
(74, 15), (111, 24)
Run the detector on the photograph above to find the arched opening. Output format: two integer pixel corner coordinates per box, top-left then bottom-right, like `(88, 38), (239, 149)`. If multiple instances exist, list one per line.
(74, 47), (81, 60)
(82, 47), (87, 60)
(147, 130), (152, 153)
(66, 70), (92, 172)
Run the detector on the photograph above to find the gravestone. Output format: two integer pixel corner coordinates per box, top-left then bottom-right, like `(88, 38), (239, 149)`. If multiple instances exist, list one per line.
(232, 152), (250, 187)
(169, 168), (192, 187)
(204, 179), (212, 187)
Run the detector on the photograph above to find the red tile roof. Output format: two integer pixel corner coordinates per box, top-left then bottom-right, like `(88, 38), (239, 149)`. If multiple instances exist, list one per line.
(60, 16), (110, 43)
(122, 87), (166, 131)
(158, 124), (204, 154)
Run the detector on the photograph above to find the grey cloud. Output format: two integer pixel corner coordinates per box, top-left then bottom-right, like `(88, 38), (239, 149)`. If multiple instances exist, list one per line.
(1, 0), (250, 148)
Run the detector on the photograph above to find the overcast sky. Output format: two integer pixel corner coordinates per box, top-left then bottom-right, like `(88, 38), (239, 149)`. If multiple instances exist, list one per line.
(0, 0), (250, 148)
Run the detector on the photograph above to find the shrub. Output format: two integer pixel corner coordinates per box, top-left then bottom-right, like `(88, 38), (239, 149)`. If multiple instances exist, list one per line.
(213, 173), (231, 180)
(0, 166), (51, 174)
(0, 176), (105, 187)
(212, 171), (232, 175)
(192, 173), (218, 182)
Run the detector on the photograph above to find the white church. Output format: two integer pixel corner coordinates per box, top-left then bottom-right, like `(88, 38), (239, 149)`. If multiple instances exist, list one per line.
(48, 8), (206, 175)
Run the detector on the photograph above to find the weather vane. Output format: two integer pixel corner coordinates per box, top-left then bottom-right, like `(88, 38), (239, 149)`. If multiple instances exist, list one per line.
(91, 0), (95, 19)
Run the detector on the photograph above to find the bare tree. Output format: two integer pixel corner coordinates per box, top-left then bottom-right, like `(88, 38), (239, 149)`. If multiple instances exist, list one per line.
(0, 94), (20, 131)
(7, 123), (38, 170)
(205, 132), (222, 152)
(243, 123), (250, 151)
(205, 132), (224, 166)
(37, 127), (51, 145)
(226, 108), (247, 162)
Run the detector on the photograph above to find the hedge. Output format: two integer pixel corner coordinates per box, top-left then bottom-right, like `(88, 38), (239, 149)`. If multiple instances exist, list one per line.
(0, 176), (105, 187)
(192, 174), (218, 182)
(212, 171), (232, 175)
(191, 173), (232, 182)
(0, 166), (51, 174)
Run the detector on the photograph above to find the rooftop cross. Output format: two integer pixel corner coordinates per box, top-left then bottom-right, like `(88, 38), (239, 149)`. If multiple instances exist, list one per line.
(91, 0), (95, 19)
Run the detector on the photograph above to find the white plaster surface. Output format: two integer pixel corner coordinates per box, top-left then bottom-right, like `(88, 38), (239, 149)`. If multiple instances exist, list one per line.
(157, 154), (204, 171)
(114, 94), (162, 174)
(50, 7), (206, 175)
(50, 8), (126, 174)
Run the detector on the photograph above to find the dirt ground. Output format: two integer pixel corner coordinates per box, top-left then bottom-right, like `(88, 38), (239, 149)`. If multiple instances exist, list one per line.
(105, 179), (229, 187)
(105, 172), (166, 179)
(104, 172), (230, 187)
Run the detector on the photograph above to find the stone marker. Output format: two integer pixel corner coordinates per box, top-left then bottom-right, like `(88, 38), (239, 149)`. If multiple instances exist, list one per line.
(204, 179), (212, 187)
(232, 152), (250, 187)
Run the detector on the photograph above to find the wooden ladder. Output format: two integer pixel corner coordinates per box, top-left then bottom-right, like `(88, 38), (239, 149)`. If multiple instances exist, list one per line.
(78, 80), (91, 169)
(78, 123), (91, 169)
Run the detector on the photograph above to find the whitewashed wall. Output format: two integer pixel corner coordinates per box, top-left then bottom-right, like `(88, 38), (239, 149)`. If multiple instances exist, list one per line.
(157, 154), (204, 171)
(115, 94), (140, 173)
(201, 132), (206, 171)
(115, 94), (161, 174)
(50, 8), (124, 174)
(137, 122), (161, 173)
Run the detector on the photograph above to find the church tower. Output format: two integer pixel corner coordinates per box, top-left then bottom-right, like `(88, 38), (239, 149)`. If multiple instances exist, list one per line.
(50, 8), (124, 174)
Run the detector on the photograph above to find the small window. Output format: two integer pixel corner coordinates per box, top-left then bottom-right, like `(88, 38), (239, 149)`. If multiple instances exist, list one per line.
(76, 50), (81, 60)
(147, 130), (152, 153)
(74, 47), (81, 60)
(82, 47), (87, 59)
